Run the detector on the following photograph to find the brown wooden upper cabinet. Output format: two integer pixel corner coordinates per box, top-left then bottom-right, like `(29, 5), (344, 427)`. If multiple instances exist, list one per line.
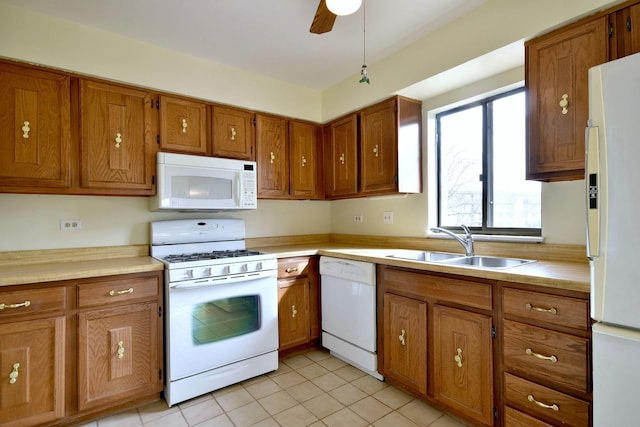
(0, 61), (72, 192)
(324, 96), (422, 199)
(212, 105), (255, 160)
(609, 2), (640, 60)
(256, 113), (289, 198)
(79, 80), (156, 195)
(159, 95), (209, 155)
(324, 114), (359, 198)
(525, 17), (608, 181)
(289, 120), (323, 199)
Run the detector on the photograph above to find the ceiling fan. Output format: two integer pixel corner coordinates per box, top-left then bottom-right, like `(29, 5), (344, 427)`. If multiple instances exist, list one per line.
(310, 0), (363, 34)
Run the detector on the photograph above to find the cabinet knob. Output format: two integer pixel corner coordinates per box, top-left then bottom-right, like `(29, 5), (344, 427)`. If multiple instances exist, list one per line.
(22, 121), (31, 139)
(454, 347), (463, 368)
(559, 94), (569, 115)
(8, 363), (20, 384)
(270, 151), (275, 164)
(230, 126), (237, 141)
(339, 153), (345, 165)
(115, 132), (123, 148)
(0, 300), (31, 310)
(291, 305), (297, 318)
(301, 155), (307, 167)
(398, 329), (406, 346)
(527, 394), (559, 412)
(373, 144), (379, 157)
(181, 118), (188, 133)
(117, 341), (125, 359)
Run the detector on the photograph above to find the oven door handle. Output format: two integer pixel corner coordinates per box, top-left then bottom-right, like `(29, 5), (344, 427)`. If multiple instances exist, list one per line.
(169, 270), (276, 288)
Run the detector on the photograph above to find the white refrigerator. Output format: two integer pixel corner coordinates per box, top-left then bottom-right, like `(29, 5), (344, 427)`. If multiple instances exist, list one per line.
(586, 51), (640, 426)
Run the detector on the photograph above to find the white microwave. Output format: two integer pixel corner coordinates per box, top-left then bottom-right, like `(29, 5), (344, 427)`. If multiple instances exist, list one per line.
(150, 152), (257, 211)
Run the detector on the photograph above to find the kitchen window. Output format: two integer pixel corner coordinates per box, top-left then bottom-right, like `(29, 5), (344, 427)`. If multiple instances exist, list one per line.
(435, 88), (541, 236)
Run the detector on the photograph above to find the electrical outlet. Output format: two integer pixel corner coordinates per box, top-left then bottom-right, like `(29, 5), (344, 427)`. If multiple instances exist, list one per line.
(354, 215), (364, 223)
(383, 211), (394, 224)
(60, 220), (82, 231)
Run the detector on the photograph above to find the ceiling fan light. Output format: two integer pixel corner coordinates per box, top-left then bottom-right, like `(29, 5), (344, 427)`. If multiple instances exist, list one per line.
(326, 0), (362, 16)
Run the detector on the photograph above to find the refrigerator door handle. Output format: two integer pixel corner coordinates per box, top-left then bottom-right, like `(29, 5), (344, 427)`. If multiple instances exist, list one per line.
(586, 125), (600, 258)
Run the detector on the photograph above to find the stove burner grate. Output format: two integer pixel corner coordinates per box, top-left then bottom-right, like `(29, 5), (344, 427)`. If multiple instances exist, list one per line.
(163, 249), (263, 263)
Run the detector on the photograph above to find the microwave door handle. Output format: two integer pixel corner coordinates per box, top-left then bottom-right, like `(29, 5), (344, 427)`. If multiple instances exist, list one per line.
(585, 125), (600, 259)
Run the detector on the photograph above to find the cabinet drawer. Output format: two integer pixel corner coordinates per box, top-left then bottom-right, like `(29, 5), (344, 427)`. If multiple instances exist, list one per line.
(504, 373), (590, 426)
(504, 406), (554, 427)
(504, 320), (589, 393)
(78, 275), (160, 308)
(503, 288), (589, 330)
(382, 268), (492, 310)
(278, 257), (312, 278)
(0, 286), (66, 318)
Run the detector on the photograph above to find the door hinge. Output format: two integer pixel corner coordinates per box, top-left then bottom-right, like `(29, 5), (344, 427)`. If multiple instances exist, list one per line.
(158, 306), (162, 317)
(156, 100), (160, 109)
(491, 325), (496, 338)
(159, 368), (163, 380)
(157, 135), (160, 144)
(152, 175), (155, 185)
(627, 16), (632, 32)
(494, 406), (498, 419)
(253, 118), (256, 126)
(609, 22), (615, 38)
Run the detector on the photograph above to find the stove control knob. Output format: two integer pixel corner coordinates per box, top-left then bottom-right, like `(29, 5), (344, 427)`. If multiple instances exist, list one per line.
(256, 262), (263, 271)
(241, 264), (248, 272)
(184, 269), (194, 279)
(223, 265), (231, 275)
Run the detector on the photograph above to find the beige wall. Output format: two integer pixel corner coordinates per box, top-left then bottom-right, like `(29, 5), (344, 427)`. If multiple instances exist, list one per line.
(0, 0), (616, 251)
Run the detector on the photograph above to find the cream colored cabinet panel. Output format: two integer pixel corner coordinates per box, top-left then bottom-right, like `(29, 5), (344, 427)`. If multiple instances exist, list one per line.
(0, 62), (71, 191)
(160, 95), (209, 155)
(0, 316), (65, 427)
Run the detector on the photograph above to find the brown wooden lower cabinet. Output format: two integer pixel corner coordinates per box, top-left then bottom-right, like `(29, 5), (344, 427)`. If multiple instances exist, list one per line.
(0, 270), (163, 427)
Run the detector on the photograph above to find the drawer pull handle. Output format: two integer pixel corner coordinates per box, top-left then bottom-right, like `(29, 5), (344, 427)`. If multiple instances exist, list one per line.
(270, 151), (275, 164)
(22, 121), (31, 138)
(109, 288), (134, 296)
(373, 144), (379, 157)
(285, 267), (298, 273)
(339, 153), (345, 165)
(398, 329), (406, 346)
(0, 300), (31, 310)
(559, 94), (569, 115)
(117, 341), (125, 359)
(115, 132), (122, 148)
(454, 347), (463, 368)
(8, 363), (20, 384)
(525, 303), (557, 315)
(526, 348), (558, 363)
(528, 394), (559, 411)
(291, 305), (297, 318)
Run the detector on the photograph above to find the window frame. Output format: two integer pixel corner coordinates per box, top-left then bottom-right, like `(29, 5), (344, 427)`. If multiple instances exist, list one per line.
(435, 87), (541, 237)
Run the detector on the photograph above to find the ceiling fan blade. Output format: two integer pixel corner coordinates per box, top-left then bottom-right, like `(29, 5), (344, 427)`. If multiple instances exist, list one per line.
(310, 0), (336, 34)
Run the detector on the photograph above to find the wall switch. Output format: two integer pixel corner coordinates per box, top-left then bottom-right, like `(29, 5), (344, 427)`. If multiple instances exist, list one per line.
(354, 215), (364, 223)
(383, 211), (394, 224)
(60, 220), (82, 230)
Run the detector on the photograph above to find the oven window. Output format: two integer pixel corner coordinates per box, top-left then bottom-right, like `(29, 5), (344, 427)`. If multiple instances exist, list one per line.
(191, 295), (261, 344)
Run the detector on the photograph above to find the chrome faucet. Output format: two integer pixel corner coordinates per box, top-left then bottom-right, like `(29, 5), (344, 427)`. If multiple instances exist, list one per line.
(430, 225), (475, 257)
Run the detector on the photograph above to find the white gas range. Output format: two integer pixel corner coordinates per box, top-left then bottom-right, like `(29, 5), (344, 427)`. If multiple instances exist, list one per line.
(150, 218), (278, 407)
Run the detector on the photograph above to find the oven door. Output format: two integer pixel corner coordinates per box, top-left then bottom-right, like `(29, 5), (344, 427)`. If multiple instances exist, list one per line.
(166, 272), (278, 381)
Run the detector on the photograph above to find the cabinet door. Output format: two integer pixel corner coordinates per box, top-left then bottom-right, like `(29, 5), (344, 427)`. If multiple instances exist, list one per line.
(290, 120), (322, 199)
(360, 98), (397, 194)
(0, 317), (65, 427)
(609, 3), (640, 60)
(433, 305), (493, 426)
(79, 80), (155, 194)
(526, 17), (607, 181)
(0, 62), (71, 190)
(324, 114), (358, 198)
(212, 106), (255, 160)
(77, 302), (160, 411)
(256, 114), (289, 198)
(159, 95), (208, 155)
(278, 278), (310, 351)
(382, 293), (427, 395)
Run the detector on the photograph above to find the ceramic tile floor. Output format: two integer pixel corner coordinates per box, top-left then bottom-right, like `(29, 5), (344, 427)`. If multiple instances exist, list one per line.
(78, 348), (469, 427)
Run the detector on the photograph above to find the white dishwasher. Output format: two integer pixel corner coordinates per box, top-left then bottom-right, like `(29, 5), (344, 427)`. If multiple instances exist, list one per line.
(320, 256), (383, 380)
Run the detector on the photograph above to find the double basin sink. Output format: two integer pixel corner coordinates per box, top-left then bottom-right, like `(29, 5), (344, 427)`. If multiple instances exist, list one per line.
(387, 250), (535, 270)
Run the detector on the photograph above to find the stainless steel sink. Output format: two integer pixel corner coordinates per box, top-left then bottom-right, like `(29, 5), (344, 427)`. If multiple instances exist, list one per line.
(441, 255), (535, 269)
(387, 250), (462, 262)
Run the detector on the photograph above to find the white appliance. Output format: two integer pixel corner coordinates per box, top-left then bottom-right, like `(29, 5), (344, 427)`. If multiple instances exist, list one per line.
(150, 152), (257, 211)
(586, 52), (640, 426)
(150, 219), (278, 406)
(320, 256), (383, 380)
